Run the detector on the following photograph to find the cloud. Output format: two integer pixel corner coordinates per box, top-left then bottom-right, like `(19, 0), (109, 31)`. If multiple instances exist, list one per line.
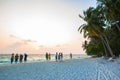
(39, 45), (45, 48)
(1, 41), (38, 54)
(9, 34), (18, 38)
(22, 39), (37, 44)
(1, 42), (24, 53)
(63, 43), (70, 46)
(56, 45), (61, 47)
(55, 43), (70, 48)
(9, 34), (37, 43)
(1, 35), (38, 54)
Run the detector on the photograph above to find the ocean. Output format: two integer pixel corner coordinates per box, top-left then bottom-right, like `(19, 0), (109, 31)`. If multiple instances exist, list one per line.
(0, 54), (89, 65)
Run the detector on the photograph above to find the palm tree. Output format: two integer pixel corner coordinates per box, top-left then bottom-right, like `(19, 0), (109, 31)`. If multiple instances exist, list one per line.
(78, 6), (114, 57)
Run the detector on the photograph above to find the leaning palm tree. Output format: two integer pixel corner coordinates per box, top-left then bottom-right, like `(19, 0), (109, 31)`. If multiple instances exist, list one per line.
(78, 6), (114, 57)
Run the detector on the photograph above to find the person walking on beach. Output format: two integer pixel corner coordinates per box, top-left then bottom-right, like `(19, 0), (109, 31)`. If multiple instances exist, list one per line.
(46, 52), (48, 60)
(70, 53), (72, 59)
(20, 54), (23, 63)
(55, 52), (58, 61)
(15, 54), (19, 63)
(11, 53), (14, 64)
(24, 53), (28, 62)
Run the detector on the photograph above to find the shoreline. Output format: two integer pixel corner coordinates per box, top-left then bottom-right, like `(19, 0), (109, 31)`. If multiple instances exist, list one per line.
(0, 54), (91, 66)
(0, 57), (92, 67)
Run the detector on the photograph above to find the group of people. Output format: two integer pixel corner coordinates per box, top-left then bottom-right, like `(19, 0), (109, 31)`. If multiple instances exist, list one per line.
(11, 53), (28, 64)
(10, 52), (72, 63)
(45, 52), (51, 60)
(45, 52), (72, 62)
(45, 52), (64, 61)
(55, 52), (63, 61)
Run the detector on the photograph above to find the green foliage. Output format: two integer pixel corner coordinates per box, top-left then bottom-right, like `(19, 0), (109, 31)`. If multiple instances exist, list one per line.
(85, 37), (104, 57)
(78, 0), (120, 57)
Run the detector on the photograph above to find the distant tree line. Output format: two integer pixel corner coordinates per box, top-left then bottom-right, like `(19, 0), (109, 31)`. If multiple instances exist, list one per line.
(78, 0), (120, 58)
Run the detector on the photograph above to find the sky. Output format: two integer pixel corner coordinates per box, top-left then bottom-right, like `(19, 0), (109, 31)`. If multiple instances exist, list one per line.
(0, 0), (97, 54)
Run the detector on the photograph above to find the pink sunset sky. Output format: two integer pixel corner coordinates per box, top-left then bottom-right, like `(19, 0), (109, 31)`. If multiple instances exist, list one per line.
(0, 0), (96, 54)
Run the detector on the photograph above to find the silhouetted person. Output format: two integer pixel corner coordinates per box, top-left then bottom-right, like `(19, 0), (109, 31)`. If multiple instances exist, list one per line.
(20, 54), (23, 63)
(46, 52), (48, 60)
(11, 53), (14, 64)
(48, 53), (51, 60)
(24, 53), (28, 62)
(55, 52), (58, 61)
(58, 53), (60, 61)
(61, 53), (63, 61)
(70, 53), (72, 59)
(15, 54), (19, 63)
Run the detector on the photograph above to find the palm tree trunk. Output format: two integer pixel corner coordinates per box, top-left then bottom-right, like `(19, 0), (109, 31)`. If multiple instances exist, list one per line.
(101, 36), (108, 56)
(100, 35), (114, 57)
(116, 24), (120, 32)
(103, 35), (114, 57)
(111, 15), (120, 32)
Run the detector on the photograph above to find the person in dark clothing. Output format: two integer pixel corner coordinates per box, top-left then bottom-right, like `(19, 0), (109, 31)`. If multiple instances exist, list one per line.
(61, 53), (63, 61)
(48, 53), (51, 60)
(24, 53), (28, 62)
(15, 54), (19, 63)
(70, 53), (72, 59)
(55, 52), (58, 61)
(20, 54), (23, 63)
(46, 52), (48, 60)
(11, 53), (14, 64)
(58, 53), (60, 61)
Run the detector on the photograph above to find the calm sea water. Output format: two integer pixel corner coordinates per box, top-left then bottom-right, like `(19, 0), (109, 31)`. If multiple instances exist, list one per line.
(0, 54), (89, 65)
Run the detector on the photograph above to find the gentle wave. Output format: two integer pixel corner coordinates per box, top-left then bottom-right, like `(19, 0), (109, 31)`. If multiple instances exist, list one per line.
(0, 54), (89, 65)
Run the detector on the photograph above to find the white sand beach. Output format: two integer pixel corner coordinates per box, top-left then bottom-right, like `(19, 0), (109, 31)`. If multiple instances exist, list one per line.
(0, 58), (120, 80)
